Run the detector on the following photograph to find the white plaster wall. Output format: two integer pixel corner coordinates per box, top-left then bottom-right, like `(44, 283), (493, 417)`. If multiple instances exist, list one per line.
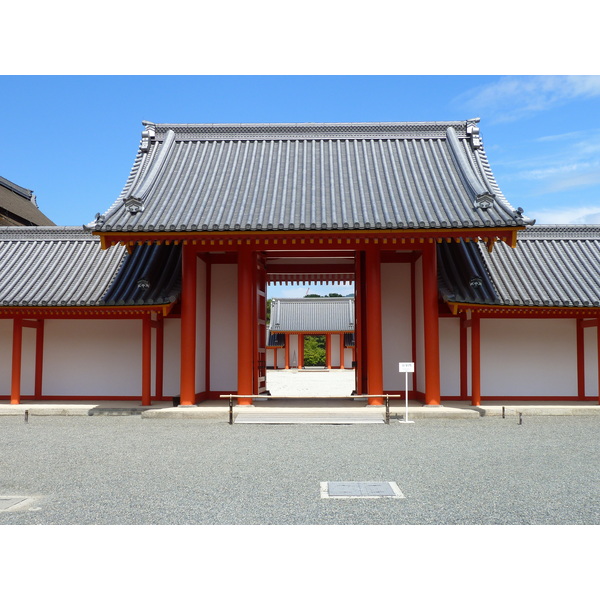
(43, 320), (142, 396)
(195, 257), (206, 394)
(163, 317), (181, 397)
(439, 317), (460, 397)
(288, 334), (299, 368)
(210, 264), (237, 391)
(344, 347), (353, 367)
(414, 257), (425, 392)
(330, 334), (340, 367)
(266, 348), (275, 368)
(381, 262), (413, 391)
(0, 320), (12, 395)
(584, 326), (598, 397)
(481, 318), (577, 396)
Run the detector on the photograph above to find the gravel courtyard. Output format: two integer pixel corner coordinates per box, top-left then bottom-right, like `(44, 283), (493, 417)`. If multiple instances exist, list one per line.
(1, 412), (598, 525)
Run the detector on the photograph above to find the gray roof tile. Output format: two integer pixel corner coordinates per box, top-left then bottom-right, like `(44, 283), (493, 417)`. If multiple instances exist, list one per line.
(93, 121), (532, 234)
(269, 297), (355, 332)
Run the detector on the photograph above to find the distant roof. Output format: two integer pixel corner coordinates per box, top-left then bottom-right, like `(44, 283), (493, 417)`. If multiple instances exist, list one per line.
(92, 120), (533, 234)
(438, 225), (600, 309)
(0, 176), (55, 227)
(0, 227), (180, 309)
(269, 297), (355, 332)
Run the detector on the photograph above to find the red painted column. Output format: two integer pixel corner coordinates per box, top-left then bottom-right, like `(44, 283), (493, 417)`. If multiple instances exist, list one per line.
(205, 261), (212, 397)
(460, 314), (468, 400)
(471, 313), (481, 406)
(11, 317), (23, 405)
(576, 319), (585, 400)
(142, 315), (152, 406)
(325, 333), (332, 369)
(422, 243), (441, 405)
(597, 323), (600, 405)
(180, 244), (197, 406)
(155, 316), (164, 402)
(365, 247), (384, 405)
(339, 334), (345, 369)
(298, 335), (304, 369)
(284, 334), (290, 369)
(237, 248), (254, 404)
(34, 320), (44, 399)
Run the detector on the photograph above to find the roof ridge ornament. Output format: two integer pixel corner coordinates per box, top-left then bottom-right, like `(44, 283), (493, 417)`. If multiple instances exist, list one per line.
(140, 121), (156, 153)
(466, 118), (482, 149)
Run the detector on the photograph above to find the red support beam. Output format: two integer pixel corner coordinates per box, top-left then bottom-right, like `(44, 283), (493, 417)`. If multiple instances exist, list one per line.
(11, 317), (23, 405)
(155, 316), (164, 402)
(180, 245), (197, 406)
(365, 247), (384, 405)
(460, 314), (468, 400)
(34, 319), (44, 399)
(422, 244), (441, 405)
(285, 333), (290, 369)
(298, 335), (304, 369)
(205, 261), (212, 396)
(339, 333), (345, 369)
(471, 313), (481, 406)
(325, 333), (332, 369)
(237, 248), (254, 404)
(142, 315), (152, 406)
(597, 323), (600, 405)
(577, 318), (585, 400)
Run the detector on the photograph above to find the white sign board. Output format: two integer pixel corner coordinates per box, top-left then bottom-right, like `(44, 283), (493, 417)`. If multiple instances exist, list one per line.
(399, 362), (415, 373)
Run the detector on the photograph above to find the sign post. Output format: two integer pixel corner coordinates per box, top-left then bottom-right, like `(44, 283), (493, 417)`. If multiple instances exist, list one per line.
(398, 362), (415, 424)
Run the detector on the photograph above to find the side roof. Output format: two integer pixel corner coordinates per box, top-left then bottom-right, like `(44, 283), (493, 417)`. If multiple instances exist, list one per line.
(438, 225), (600, 309)
(269, 297), (355, 332)
(0, 227), (181, 308)
(0, 176), (55, 226)
(91, 120), (533, 234)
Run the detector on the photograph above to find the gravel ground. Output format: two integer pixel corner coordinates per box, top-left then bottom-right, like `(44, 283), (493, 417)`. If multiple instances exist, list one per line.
(266, 368), (356, 396)
(1, 414), (598, 525)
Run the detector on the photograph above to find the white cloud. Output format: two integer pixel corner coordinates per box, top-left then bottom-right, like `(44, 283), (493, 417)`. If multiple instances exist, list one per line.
(457, 76), (600, 122)
(529, 206), (600, 225)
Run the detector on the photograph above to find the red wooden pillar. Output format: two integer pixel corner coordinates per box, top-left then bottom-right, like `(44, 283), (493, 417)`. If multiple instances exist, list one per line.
(460, 313), (468, 400)
(155, 316), (164, 402)
(339, 334), (345, 369)
(298, 335), (304, 369)
(325, 333), (332, 369)
(576, 319), (585, 400)
(471, 313), (481, 406)
(11, 317), (23, 405)
(34, 320), (44, 399)
(237, 248), (254, 404)
(142, 315), (152, 406)
(205, 261), (212, 397)
(180, 244), (197, 406)
(365, 247), (384, 405)
(284, 334), (290, 369)
(597, 323), (600, 405)
(422, 243), (441, 405)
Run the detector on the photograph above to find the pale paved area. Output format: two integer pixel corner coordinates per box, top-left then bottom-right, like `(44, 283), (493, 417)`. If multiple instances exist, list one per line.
(1, 369), (599, 418)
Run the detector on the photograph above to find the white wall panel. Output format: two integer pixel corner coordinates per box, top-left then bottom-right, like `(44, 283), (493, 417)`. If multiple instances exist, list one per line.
(43, 320), (142, 396)
(210, 264), (237, 391)
(439, 317), (460, 397)
(481, 318), (577, 396)
(0, 320), (12, 395)
(381, 262), (413, 391)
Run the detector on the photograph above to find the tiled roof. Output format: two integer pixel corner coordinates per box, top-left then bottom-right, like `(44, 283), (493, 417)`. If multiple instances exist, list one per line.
(0, 176), (55, 226)
(439, 225), (600, 308)
(269, 297), (355, 332)
(92, 120), (533, 234)
(0, 227), (125, 307)
(0, 228), (181, 308)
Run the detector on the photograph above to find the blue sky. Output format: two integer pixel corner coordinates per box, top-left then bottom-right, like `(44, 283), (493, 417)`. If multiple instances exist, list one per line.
(2, 74), (599, 297)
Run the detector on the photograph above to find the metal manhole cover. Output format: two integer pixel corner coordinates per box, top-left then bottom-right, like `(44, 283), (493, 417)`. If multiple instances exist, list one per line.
(321, 482), (405, 499)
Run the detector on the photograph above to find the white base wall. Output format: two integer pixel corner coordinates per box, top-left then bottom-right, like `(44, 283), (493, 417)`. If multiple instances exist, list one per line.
(481, 318), (577, 397)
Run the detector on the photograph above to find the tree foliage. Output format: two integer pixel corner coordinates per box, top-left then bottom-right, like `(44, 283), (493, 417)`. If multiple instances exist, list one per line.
(303, 334), (326, 366)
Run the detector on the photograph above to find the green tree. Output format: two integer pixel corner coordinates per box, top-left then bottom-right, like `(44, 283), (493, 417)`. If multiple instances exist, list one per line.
(303, 335), (326, 366)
